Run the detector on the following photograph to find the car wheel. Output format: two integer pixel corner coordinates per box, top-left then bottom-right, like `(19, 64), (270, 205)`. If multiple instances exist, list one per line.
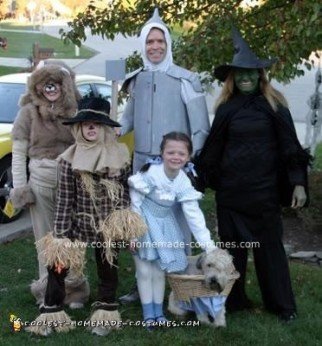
(0, 156), (22, 223)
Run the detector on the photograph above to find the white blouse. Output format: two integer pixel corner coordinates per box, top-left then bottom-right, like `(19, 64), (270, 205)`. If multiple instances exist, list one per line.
(128, 163), (217, 252)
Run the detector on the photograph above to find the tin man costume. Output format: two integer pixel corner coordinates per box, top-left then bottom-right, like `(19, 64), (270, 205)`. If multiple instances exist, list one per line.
(120, 8), (210, 172)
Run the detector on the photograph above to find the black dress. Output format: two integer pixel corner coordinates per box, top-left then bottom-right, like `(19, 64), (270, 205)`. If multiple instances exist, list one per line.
(197, 93), (309, 314)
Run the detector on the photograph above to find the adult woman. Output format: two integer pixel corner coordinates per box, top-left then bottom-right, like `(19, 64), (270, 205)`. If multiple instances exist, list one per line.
(196, 28), (310, 322)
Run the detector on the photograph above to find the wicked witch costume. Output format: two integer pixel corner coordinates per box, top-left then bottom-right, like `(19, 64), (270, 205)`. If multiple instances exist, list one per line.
(26, 97), (147, 336)
(196, 28), (311, 322)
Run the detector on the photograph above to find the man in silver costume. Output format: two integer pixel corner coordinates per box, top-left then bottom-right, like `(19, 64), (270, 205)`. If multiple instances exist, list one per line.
(120, 8), (210, 172)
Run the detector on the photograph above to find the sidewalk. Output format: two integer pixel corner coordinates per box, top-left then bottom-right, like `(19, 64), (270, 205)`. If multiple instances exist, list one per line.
(0, 210), (32, 243)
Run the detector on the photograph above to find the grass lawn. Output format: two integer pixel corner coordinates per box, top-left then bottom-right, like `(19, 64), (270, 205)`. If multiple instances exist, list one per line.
(0, 22), (43, 31)
(313, 143), (322, 171)
(0, 31), (95, 59)
(0, 66), (24, 75)
(0, 230), (321, 345)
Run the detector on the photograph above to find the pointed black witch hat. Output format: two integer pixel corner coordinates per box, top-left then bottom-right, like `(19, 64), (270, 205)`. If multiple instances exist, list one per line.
(214, 27), (277, 82)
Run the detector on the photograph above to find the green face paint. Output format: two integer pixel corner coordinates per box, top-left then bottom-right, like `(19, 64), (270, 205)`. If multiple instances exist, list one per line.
(234, 68), (259, 94)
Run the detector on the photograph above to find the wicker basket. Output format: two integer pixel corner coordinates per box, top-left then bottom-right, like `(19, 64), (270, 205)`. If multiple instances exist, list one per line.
(167, 256), (237, 302)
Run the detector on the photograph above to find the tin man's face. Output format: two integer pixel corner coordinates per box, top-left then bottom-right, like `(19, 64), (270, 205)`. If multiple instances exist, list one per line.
(145, 28), (167, 64)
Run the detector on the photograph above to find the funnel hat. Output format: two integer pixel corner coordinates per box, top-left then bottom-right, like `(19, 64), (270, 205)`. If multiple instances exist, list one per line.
(144, 7), (167, 27)
(214, 27), (277, 82)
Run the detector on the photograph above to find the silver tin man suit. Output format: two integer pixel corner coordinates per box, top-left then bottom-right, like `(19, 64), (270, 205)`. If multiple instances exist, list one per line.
(120, 7), (210, 172)
(121, 65), (210, 172)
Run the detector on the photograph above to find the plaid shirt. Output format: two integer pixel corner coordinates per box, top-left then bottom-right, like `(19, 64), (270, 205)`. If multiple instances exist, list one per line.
(54, 159), (131, 243)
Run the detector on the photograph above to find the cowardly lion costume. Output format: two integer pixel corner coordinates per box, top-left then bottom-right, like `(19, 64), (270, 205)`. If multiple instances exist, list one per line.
(10, 60), (89, 306)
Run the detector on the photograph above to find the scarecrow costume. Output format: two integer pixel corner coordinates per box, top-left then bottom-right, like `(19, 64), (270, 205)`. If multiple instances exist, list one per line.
(26, 97), (147, 336)
(10, 60), (90, 306)
(196, 28), (311, 322)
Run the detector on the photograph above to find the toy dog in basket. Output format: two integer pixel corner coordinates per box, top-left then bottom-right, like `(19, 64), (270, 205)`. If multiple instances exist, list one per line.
(167, 248), (239, 327)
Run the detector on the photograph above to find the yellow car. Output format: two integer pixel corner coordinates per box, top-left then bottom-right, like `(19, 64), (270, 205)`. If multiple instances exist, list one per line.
(0, 73), (133, 223)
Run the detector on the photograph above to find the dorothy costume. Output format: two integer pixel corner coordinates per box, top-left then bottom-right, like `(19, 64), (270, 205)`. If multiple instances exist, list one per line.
(128, 161), (226, 319)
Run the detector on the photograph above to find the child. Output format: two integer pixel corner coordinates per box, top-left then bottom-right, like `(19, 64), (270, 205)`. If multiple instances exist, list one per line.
(10, 60), (89, 306)
(128, 132), (218, 329)
(27, 96), (146, 336)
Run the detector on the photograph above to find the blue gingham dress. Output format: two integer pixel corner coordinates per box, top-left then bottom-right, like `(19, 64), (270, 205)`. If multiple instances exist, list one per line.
(128, 164), (202, 273)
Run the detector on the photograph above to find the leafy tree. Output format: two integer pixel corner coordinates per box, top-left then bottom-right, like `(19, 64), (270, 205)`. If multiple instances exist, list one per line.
(14, 0), (29, 17)
(0, 0), (10, 48)
(61, 0), (322, 83)
(59, 0), (90, 14)
(0, 0), (12, 18)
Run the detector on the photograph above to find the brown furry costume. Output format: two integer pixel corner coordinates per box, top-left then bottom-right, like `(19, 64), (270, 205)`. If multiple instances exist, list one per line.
(11, 61), (79, 206)
(10, 60), (89, 307)
(12, 63), (78, 159)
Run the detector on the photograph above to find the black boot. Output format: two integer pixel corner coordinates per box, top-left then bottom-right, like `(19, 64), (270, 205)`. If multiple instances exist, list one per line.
(44, 266), (67, 307)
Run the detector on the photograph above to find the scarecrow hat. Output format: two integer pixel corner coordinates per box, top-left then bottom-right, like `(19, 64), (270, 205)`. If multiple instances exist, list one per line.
(214, 27), (278, 82)
(63, 96), (121, 127)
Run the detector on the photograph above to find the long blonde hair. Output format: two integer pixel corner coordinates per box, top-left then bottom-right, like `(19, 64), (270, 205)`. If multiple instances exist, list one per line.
(215, 69), (288, 112)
